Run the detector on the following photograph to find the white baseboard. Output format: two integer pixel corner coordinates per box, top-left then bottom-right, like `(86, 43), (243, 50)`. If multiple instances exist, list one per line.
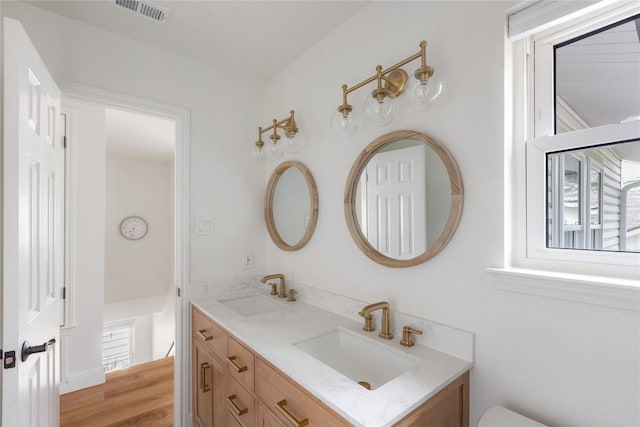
(60, 368), (105, 394)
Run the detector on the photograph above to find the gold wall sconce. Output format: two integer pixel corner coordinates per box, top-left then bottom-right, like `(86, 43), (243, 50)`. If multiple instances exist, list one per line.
(330, 40), (443, 136)
(253, 110), (300, 159)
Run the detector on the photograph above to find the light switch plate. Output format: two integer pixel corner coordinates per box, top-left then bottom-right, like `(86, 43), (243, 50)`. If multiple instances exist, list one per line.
(194, 217), (214, 235)
(242, 251), (254, 269)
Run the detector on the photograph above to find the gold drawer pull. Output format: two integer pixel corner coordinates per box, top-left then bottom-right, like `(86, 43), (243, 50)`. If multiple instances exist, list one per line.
(275, 399), (309, 427)
(198, 329), (214, 341)
(199, 362), (211, 392)
(226, 355), (248, 373)
(225, 394), (249, 416)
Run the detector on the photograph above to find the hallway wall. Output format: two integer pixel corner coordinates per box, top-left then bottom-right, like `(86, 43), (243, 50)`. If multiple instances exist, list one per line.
(105, 154), (174, 303)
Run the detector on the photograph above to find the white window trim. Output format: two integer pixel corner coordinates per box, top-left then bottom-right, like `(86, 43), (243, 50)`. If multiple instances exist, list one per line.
(494, 1), (640, 311)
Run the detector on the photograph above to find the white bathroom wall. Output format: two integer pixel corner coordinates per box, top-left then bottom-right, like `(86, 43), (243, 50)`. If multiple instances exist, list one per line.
(263, 2), (639, 426)
(1, 2), (267, 283)
(105, 154), (174, 303)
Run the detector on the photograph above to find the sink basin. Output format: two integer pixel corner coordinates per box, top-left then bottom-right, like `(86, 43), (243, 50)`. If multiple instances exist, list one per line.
(295, 328), (416, 390)
(218, 294), (286, 317)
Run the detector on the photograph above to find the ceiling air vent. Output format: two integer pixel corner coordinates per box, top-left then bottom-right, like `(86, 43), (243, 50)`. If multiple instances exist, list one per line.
(112, 0), (169, 24)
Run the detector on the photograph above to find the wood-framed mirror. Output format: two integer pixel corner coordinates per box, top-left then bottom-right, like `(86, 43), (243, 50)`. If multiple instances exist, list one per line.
(265, 161), (319, 251)
(344, 130), (463, 267)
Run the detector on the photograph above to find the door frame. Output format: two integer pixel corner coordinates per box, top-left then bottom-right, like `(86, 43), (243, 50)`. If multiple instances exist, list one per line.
(59, 81), (190, 426)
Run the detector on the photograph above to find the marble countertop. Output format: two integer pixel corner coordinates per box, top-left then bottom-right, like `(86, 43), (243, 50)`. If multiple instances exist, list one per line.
(192, 287), (472, 427)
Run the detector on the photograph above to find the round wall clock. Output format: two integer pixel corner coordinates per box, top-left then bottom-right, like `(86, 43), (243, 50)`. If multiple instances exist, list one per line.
(120, 216), (148, 240)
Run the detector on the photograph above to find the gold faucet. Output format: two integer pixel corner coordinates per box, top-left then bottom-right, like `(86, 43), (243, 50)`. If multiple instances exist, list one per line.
(261, 274), (287, 298)
(358, 301), (393, 340)
(399, 326), (423, 347)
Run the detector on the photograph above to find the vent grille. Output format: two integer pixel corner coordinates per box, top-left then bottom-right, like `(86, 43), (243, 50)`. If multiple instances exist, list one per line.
(115, 0), (138, 12)
(113, 0), (168, 24)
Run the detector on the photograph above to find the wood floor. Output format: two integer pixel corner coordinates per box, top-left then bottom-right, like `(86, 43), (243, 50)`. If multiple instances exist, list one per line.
(60, 357), (174, 427)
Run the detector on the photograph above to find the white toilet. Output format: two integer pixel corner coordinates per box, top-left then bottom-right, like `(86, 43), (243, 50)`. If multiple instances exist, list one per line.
(478, 406), (548, 427)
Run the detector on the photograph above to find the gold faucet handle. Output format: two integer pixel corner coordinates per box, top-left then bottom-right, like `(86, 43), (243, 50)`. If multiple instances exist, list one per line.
(360, 313), (375, 332)
(267, 282), (278, 295)
(287, 289), (297, 302)
(400, 326), (423, 347)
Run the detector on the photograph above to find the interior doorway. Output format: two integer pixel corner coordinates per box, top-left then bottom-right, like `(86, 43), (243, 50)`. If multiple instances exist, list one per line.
(58, 84), (190, 426)
(102, 107), (176, 372)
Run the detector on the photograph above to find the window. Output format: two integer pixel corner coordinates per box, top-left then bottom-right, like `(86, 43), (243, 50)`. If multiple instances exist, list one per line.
(546, 141), (638, 252)
(510, 1), (640, 276)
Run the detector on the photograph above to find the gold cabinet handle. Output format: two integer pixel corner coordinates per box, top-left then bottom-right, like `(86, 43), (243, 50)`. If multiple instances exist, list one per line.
(199, 362), (211, 392)
(226, 355), (248, 373)
(198, 329), (213, 341)
(275, 399), (309, 427)
(225, 394), (248, 416)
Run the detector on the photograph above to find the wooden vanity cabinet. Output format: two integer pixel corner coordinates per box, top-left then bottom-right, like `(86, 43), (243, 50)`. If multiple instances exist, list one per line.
(192, 339), (225, 427)
(257, 403), (286, 427)
(225, 370), (256, 427)
(393, 371), (469, 427)
(256, 358), (350, 427)
(191, 305), (469, 427)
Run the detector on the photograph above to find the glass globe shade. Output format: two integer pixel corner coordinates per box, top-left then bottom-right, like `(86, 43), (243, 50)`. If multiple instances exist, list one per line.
(251, 144), (266, 159)
(283, 135), (301, 154)
(407, 74), (443, 111)
(270, 141), (284, 159)
(362, 93), (397, 127)
(330, 110), (359, 136)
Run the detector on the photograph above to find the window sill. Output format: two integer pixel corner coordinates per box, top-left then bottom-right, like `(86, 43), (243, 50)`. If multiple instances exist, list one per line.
(486, 267), (640, 311)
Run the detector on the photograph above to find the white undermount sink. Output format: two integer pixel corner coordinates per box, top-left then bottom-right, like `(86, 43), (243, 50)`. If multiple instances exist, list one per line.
(295, 328), (417, 390)
(218, 294), (286, 317)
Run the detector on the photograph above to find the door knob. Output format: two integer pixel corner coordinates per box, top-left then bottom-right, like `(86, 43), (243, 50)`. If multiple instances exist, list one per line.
(21, 338), (56, 362)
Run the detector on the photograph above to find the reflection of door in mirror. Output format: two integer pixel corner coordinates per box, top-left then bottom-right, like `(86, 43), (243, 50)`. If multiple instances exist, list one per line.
(273, 168), (310, 246)
(345, 130), (463, 267)
(359, 145), (427, 259)
(356, 142), (451, 259)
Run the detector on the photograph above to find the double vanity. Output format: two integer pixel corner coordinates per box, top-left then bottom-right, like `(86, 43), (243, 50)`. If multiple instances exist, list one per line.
(191, 278), (473, 427)
(190, 129), (471, 426)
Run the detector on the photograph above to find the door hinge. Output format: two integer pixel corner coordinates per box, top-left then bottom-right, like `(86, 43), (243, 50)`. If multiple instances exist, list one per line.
(177, 288), (181, 297)
(62, 286), (67, 299)
(63, 135), (68, 149)
(3, 350), (16, 369)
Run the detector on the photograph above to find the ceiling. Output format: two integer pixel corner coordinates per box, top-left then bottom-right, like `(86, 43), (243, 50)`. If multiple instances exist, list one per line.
(106, 108), (175, 160)
(24, 0), (368, 81)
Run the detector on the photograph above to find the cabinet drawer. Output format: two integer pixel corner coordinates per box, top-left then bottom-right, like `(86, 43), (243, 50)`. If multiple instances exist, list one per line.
(192, 307), (227, 361)
(256, 358), (349, 427)
(225, 375), (256, 427)
(258, 403), (286, 427)
(227, 336), (255, 392)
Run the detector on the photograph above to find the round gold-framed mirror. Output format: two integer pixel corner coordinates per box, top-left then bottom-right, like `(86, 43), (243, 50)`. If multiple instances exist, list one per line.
(265, 161), (319, 251)
(344, 130), (463, 267)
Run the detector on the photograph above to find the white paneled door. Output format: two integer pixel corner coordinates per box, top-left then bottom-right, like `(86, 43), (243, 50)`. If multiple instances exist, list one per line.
(364, 144), (427, 259)
(3, 18), (63, 427)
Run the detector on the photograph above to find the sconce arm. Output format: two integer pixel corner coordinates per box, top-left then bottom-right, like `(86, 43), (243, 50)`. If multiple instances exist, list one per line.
(259, 110), (297, 135)
(341, 41), (426, 96)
